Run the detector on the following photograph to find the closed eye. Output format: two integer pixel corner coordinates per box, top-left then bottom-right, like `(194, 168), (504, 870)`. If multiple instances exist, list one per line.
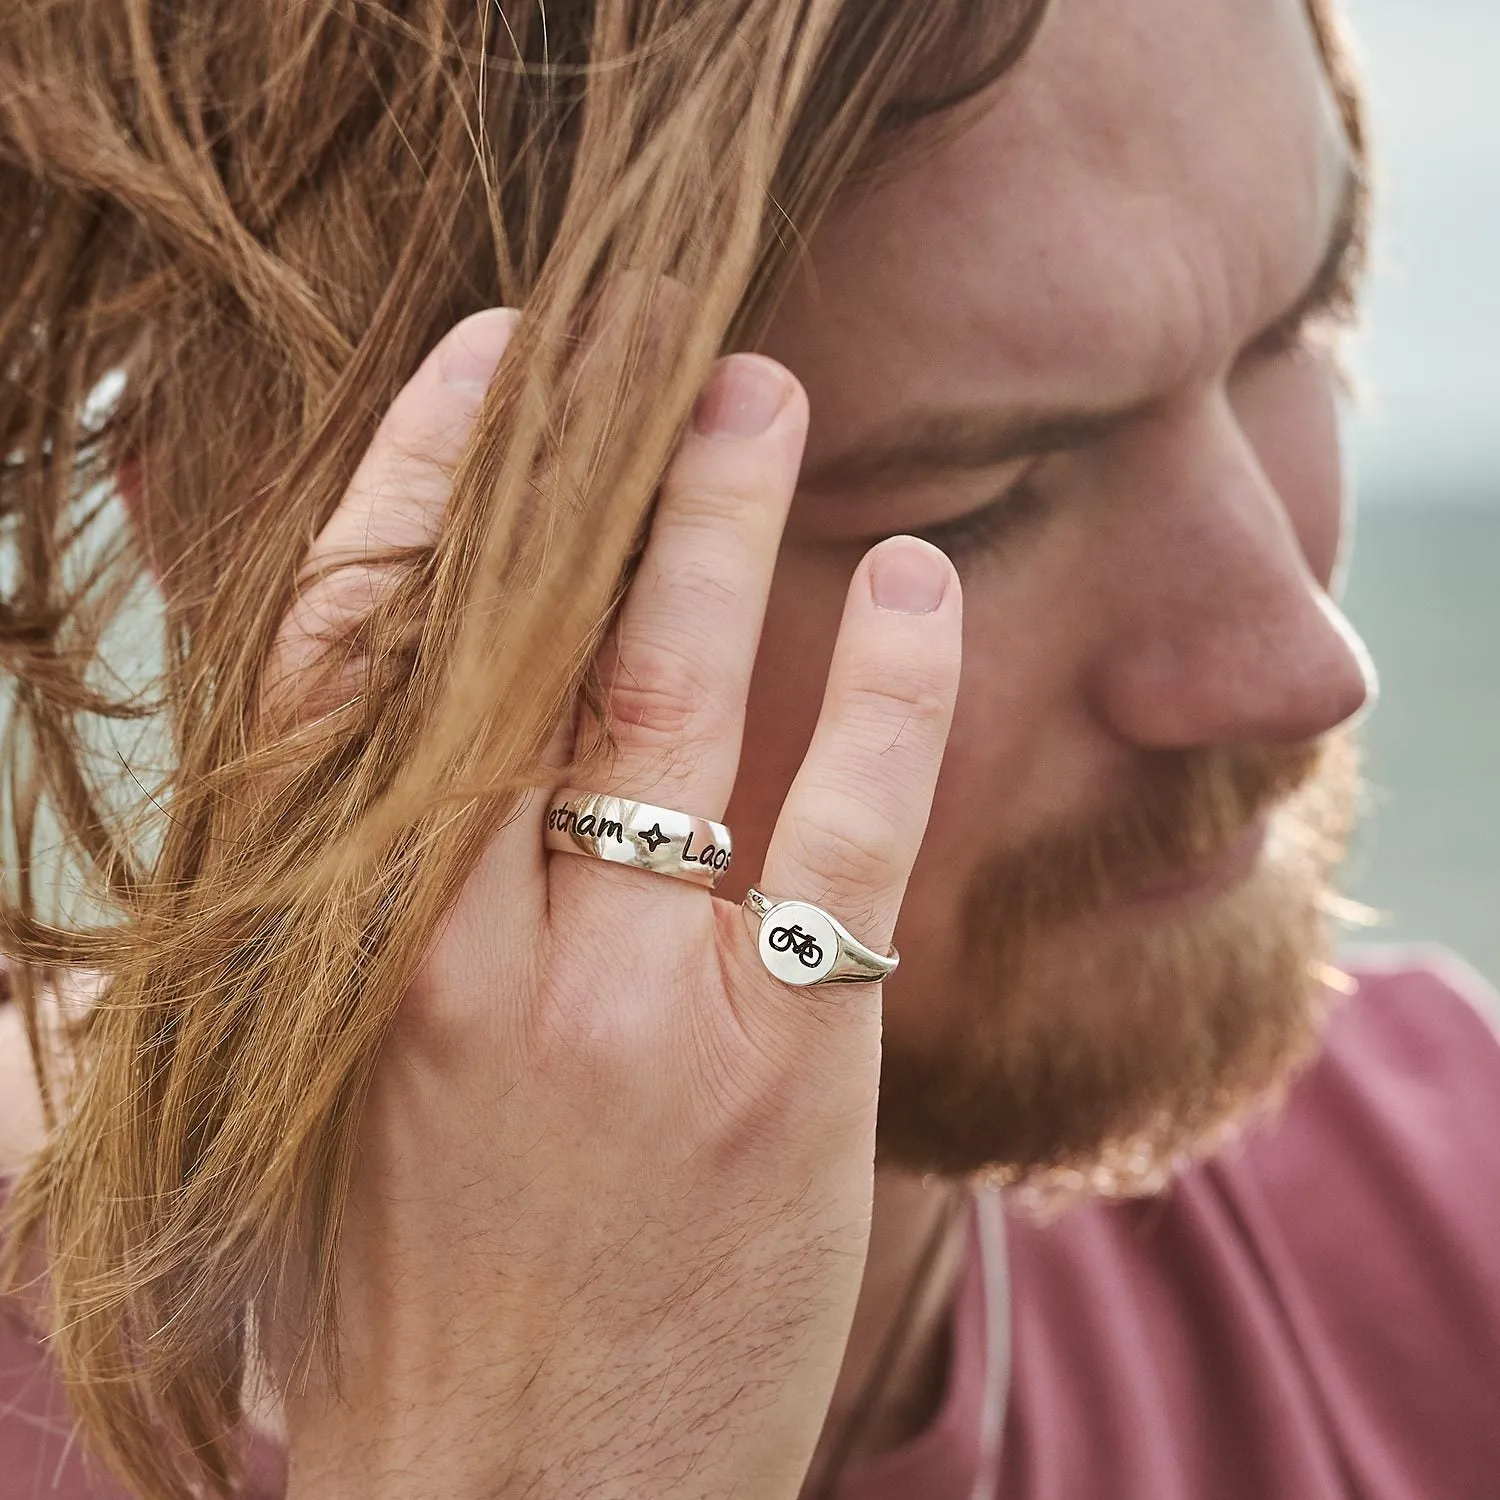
(1236, 293), (1359, 400)
(907, 476), (1049, 562)
(1240, 294), (1356, 367)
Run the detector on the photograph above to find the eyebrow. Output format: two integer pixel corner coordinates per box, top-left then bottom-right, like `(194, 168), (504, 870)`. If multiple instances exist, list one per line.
(800, 159), (1366, 496)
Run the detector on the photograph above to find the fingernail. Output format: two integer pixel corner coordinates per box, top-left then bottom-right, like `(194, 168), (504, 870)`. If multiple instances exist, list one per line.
(439, 308), (521, 393)
(870, 538), (949, 614)
(693, 354), (791, 438)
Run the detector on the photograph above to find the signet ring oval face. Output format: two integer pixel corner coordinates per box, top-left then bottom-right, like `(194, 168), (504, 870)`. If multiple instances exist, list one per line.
(742, 887), (899, 988)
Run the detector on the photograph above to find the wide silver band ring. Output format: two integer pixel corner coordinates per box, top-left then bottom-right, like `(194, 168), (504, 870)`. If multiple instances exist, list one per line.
(544, 789), (733, 889)
(742, 887), (899, 987)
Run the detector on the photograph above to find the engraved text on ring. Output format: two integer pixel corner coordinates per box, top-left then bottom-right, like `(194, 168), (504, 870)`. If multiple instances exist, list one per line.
(547, 802), (731, 875)
(548, 803), (625, 843)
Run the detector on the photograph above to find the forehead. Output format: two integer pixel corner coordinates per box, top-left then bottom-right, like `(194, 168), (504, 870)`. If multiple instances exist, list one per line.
(761, 0), (1351, 473)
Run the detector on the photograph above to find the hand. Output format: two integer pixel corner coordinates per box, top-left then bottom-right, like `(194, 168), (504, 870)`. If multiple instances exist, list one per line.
(273, 308), (963, 1499)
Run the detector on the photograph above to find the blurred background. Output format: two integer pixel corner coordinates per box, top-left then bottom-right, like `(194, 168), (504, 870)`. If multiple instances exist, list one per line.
(1337, 0), (1499, 991)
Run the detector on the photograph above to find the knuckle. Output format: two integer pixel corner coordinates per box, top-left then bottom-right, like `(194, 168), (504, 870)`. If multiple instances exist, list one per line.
(844, 659), (954, 728)
(606, 637), (729, 746)
(660, 551), (741, 618)
(669, 476), (759, 530)
(818, 759), (912, 846)
(786, 798), (899, 896)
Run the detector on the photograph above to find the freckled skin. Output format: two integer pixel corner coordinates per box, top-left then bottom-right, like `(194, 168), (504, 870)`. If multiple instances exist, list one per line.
(721, 0), (1372, 1063)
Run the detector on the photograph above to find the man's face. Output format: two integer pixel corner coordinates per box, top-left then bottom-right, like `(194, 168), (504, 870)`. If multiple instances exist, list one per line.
(724, 0), (1376, 1184)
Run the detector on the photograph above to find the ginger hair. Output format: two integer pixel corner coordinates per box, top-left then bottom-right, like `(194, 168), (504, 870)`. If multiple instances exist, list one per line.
(0, 1), (1363, 1496)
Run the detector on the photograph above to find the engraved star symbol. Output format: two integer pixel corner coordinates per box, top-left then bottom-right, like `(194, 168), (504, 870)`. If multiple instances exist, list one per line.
(638, 823), (669, 855)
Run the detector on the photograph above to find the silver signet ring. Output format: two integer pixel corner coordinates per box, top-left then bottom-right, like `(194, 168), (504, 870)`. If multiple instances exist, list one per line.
(544, 789), (733, 889)
(742, 887), (899, 987)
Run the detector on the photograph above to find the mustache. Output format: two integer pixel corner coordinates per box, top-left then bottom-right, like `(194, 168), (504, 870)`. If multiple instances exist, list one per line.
(962, 738), (1331, 941)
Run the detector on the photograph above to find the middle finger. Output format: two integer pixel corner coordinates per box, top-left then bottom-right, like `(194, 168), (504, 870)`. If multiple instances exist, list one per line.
(586, 353), (808, 820)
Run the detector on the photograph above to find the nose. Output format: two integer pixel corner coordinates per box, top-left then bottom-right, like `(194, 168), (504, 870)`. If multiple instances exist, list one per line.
(1088, 403), (1377, 749)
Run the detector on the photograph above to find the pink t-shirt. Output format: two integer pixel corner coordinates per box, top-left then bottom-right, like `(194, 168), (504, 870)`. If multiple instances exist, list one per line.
(5, 950), (1499, 1499)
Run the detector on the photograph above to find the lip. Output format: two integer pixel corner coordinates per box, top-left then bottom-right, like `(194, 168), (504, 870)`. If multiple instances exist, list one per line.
(1120, 816), (1270, 912)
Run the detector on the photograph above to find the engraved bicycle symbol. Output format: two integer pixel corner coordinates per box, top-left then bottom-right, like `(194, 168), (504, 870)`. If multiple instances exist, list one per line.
(768, 923), (824, 969)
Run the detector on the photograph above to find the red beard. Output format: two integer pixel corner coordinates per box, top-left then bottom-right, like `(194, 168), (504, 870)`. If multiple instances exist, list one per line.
(875, 732), (1361, 1195)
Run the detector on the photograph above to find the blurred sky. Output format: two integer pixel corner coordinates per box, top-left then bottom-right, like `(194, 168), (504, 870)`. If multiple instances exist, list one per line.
(1343, 0), (1500, 503)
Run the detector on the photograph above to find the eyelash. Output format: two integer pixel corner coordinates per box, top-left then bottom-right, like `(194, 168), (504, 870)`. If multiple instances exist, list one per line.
(909, 477), (1048, 562)
(1253, 296), (1357, 369)
(1241, 306), (1359, 406)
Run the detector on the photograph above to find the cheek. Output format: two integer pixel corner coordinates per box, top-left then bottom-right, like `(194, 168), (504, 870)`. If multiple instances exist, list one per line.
(1231, 350), (1348, 592)
(725, 545), (851, 866)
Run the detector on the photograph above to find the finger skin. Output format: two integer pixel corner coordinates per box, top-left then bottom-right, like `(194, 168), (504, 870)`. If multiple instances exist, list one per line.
(583, 355), (809, 821)
(758, 536), (963, 958)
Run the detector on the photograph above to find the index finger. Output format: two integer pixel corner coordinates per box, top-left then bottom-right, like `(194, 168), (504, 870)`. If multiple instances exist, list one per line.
(263, 308), (520, 727)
